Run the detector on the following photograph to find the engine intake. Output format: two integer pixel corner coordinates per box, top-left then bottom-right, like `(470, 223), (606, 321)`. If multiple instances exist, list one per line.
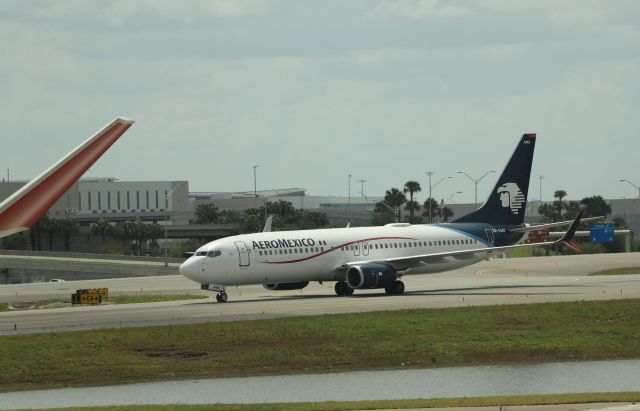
(263, 281), (310, 291)
(346, 264), (397, 289)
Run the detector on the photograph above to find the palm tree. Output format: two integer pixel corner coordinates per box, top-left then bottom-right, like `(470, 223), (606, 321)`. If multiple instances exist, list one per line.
(91, 218), (113, 244)
(56, 218), (79, 251)
(30, 216), (49, 251)
(403, 181), (422, 218)
(553, 190), (568, 222)
(384, 188), (407, 221)
(194, 204), (220, 224)
(42, 217), (59, 251)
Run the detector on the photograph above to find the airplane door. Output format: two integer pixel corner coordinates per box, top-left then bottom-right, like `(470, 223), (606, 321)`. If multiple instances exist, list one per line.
(362, 242), (370, 256)
(353, 242), (361, 256)
(234, 241), (250, 267)
(484, 229), (495, 246)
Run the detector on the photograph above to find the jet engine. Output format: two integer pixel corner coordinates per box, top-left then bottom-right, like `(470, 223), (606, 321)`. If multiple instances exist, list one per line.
(263, 281), (310, 291)
(346, 264), (397, 289)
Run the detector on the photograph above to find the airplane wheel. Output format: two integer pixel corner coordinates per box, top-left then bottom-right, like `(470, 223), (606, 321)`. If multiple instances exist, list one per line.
(385, 281), (405, 295)
(334, 281), (349, 296)
(344, 286), (354, 296)
(216, 292), (228, 303)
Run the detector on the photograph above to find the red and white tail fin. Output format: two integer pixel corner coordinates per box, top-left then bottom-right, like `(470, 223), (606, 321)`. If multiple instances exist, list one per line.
(0, 117), (134, 239)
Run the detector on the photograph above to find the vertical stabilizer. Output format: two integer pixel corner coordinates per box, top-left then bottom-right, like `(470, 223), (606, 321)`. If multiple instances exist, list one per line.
(452, 133), (535, 226)
(0, 117), (134, 239)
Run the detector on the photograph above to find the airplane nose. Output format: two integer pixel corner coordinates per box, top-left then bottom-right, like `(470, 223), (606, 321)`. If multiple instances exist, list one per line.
(179, 258), (201, 283)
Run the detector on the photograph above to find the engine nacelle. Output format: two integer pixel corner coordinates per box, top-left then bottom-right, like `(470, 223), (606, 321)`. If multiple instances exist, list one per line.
(263, 281), (310, 291)
(346, 264), (397, 289)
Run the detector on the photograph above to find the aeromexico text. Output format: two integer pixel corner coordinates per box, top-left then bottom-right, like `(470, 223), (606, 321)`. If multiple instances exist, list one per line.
(252, 238), (316, 250)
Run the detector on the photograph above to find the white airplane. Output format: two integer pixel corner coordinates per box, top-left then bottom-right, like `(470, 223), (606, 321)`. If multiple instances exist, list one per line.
(180, 133), (585, 303)
(0, 117), (134, 239)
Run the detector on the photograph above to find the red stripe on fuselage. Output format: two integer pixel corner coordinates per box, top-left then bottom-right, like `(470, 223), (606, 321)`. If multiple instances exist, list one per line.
(262, 236), (418, 264)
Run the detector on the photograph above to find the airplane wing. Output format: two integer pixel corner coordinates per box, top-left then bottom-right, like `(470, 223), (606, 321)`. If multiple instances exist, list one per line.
(343, 209), (584, 272)
(508, 215), (603, 233)
(0, 117), (134, 239)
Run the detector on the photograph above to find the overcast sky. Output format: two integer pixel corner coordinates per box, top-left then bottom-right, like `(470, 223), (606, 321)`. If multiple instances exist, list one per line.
(1, 0), (639, 205)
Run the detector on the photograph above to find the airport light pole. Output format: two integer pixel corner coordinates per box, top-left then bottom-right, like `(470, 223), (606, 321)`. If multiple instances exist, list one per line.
(457, 170), (496, 210)
(164, 182), (184, 266)
(347, 174), (352, 219)
(620, 179), (640, 199)
(357, 179), (366, 197)
(426, 172), (452, 224)
(539, 176), (544, 203)
(253, 165), (259, 209)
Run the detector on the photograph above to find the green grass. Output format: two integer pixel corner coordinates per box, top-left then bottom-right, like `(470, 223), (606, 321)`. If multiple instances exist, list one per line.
(506, 247), (532, 258)
(25, 392), (640, 411)
(0, 302), (8, 312)
(589, 267), (640, 276)
(2, 299), (640, 392)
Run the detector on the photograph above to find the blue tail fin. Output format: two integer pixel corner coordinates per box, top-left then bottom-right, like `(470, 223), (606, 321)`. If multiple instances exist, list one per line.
(452, 133), (536, 226)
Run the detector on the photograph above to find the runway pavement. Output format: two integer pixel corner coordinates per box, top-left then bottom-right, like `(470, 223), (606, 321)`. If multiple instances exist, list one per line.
(1, 253), (639, 335)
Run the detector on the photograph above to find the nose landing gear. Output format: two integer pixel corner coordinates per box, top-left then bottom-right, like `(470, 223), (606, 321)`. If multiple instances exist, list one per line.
(201, 284), (228, 303)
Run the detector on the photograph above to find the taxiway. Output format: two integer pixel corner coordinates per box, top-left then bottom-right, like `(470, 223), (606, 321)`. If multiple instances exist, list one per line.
(1, 253), (639, 335)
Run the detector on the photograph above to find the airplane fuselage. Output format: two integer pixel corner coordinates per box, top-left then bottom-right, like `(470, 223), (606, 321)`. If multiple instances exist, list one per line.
(179, 223), (525, 287)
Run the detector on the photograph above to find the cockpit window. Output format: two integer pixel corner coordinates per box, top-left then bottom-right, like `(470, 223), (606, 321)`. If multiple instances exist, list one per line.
(196, 251), (207, 256)
(207, 250), (222, 258)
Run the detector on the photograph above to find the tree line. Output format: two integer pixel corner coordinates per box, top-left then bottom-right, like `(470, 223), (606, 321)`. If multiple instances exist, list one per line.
(372, 181), (453, 225)
(193, 200), (330, 233)
(538, 190), (626, 227)
(90, 219), (165, 255)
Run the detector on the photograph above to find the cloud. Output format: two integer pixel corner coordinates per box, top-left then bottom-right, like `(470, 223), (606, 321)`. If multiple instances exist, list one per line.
(372, 0), (470, 19)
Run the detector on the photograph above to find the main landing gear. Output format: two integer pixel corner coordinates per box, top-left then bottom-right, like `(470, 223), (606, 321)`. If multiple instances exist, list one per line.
(334, 280), (405, 296)
(215, 292), (228, 303)
(385, 280), (405, 295)
(334, 281), (354, 296)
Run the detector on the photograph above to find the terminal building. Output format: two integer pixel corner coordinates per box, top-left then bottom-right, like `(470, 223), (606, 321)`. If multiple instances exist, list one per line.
(0, 178), (191, 222)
